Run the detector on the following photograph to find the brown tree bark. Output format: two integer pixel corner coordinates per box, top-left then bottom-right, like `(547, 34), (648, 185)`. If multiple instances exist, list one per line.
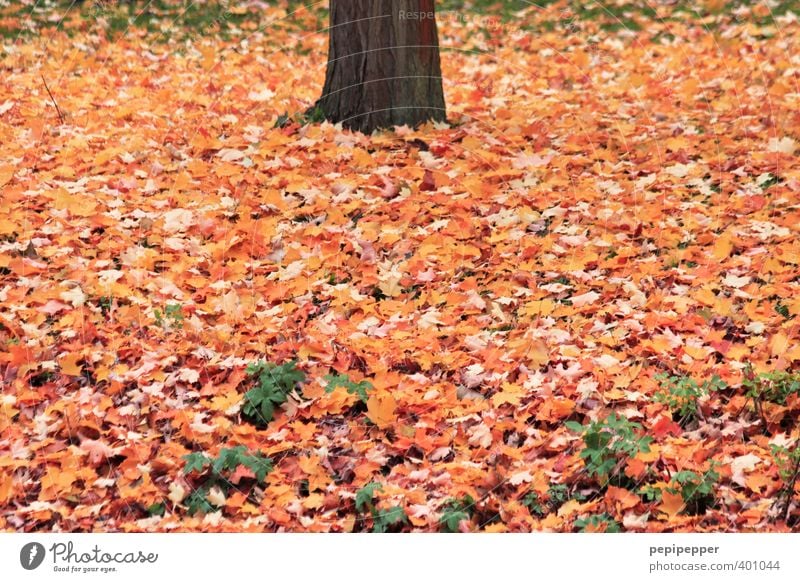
(315, 0), (447, 134)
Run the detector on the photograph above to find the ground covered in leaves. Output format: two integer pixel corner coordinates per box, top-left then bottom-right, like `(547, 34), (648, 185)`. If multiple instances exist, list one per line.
(1, 1), (800, 532)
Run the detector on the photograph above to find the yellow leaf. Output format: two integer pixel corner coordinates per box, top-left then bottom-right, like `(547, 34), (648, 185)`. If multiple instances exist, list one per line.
(262, 189), (287, 211)
(302, 493), (325, 510)
(694, 287), (718, 307)
(539, 513), (563, 530)
(366, 391), (397, 429)
(527, 339), (550, 367)
(208, 391), (240, 413)
(605, 485), (640, 510)
(0, 471), (13, 503)
(684, 344), (710, 360)
(713, 233), (733, 260)
(491, 382), (523, 406)
(704, 0), (727, 12)
(603, 388), (627, 401)
(727, 344), (751, 362)
(572, 49), (590, 69)
(524, 299), (555, 317)
(789, 296), (800, 317)
(50, 188), (97, 217)
(657, 490), (684, 520)
(635, 444), (660, 463)
(200, 46), (216, 70)
(59, 353), (82, 376)
(378, 273), (403, 298)
(770, 332), (789, 357)
(745, 472), (773, 494)
(0, 165), (14, 188)
(557, 499), (581, 517)
(352, 148), (375, 168)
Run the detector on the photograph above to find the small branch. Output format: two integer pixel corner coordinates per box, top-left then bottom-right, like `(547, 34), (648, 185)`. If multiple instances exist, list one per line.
(40, 75), (65, 124)
(784, 456), (800, 522)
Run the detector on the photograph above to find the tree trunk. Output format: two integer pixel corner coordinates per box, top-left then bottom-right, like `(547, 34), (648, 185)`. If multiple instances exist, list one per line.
(315, 0), (447, 134)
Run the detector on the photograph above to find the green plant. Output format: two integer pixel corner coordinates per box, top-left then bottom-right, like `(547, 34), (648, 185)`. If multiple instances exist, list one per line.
(545, 483), (586, 511)
(242, 359), (305, 426)
(566, 414), (653, 485)
(775, 302), (791, 319)
(666, 464), (719, 515)
(303, 105), (326, 124)
(574, 513), (621, 533)
(324, 373), (374, 403)
(182, 446), (273, 516)
(371, 507), (409, 533)
(758, 173), (781, 189)
(439, 495), (475, 532)
(354, 482), (407, 532)
(154, 302), (184, 329)
(770, 441), (800, 521)
(355, 482), (383, 513)
(98, 295), (113, 316)
(146, 502), (165, 517)
(521, 485), (583, 517)
(274, 105), (327, 129)
(742, 365), (800, 431)
(522, 491), (545, 517)
(638, 484), (663, 502)
(547, 483), (570, 508)
(652, 372), (725, 423)
(743, 366), (800, 406)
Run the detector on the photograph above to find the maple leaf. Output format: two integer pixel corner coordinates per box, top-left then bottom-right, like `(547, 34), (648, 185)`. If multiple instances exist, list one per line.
(79, 439), (119, 467)
(767, 137), (797, 154)
(355, 482), (382, 513)
(59, 353), (83, 377)
(242, 360), (305, 426)
(0, 165), (14, 187)
(657, 490), (685, 520)
(183, 453), (211, 474)
(366, 392), (397, 429)
(605, 486), (640, 511)
(731, 454), (762, 487)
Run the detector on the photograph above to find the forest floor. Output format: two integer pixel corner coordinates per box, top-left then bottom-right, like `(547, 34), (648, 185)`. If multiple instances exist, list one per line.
(1, 1), (800, 532)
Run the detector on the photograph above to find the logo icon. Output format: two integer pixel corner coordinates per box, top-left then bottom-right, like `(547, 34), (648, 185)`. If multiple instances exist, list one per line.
(20, 542), (46, 570)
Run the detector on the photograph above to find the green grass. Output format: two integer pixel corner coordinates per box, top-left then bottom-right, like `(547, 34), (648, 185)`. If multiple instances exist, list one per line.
(438, 1), (800, 33)
(0, 0), (307, 40)
(3, 0), (793, 41)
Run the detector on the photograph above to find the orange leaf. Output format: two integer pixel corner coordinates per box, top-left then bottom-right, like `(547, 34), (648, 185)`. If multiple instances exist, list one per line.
(624, 458), (648, 481)
(745, 472), (773, 494)
(657, 490), (684, 520)
(0, 165), (13, 188)
(770, 331), (789, 358)
(50, 188), (98, 217)
(366, 391), (397, 429)
(527, 339), (550, 367)
(712, 232), (733, 260)
(605, 485), (640, 511)
(59, 353), (83, 376)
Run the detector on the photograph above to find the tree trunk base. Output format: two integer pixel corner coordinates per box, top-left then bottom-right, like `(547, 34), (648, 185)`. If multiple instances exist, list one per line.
(316, 0), (447, 134)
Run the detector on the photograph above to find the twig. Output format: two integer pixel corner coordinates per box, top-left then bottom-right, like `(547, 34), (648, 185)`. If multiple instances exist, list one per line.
(40, 75), (65, 124)
(784, 455), (799, 522)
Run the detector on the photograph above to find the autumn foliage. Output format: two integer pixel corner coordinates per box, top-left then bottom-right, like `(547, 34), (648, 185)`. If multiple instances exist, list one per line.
(1, 1), (800, 532)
